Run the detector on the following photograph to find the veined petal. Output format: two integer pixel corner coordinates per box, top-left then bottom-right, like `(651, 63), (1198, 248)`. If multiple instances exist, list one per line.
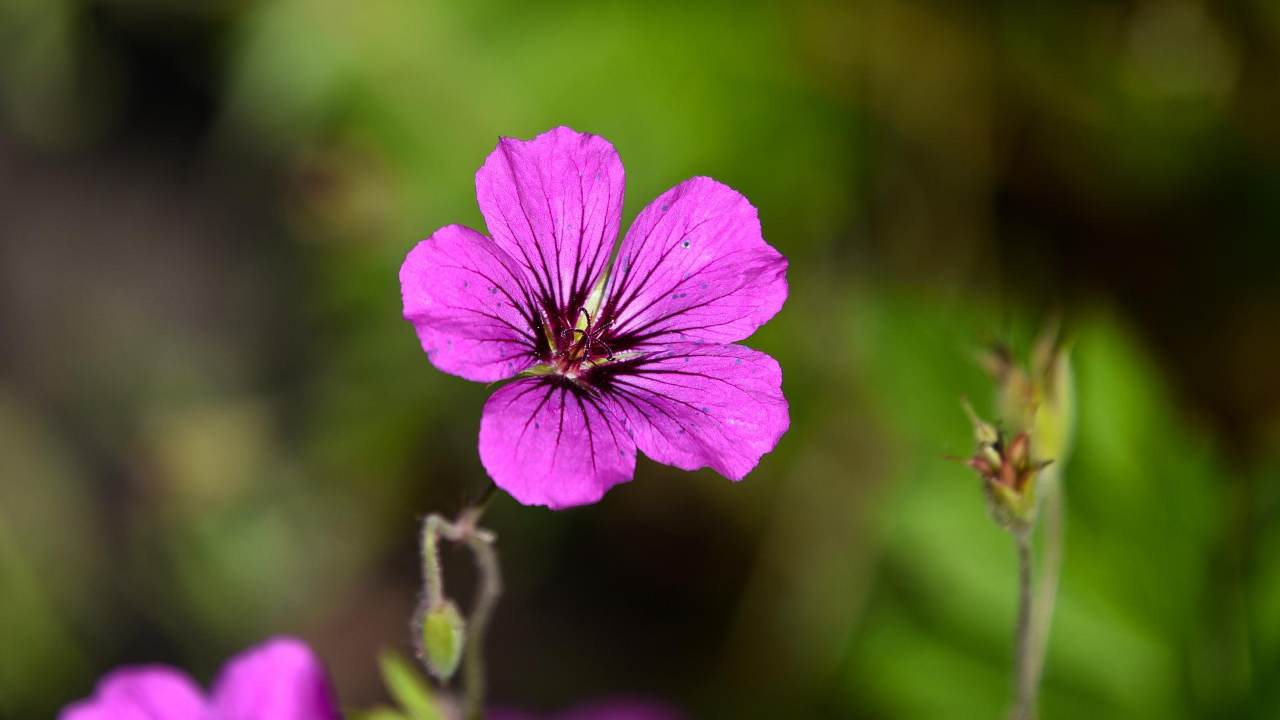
(209, 637), (340, 720)
(476, 126), (625, 320)
(600, 343), (788, 480)
(601, 178), (787, 348)
(59, 666), (208, 720)
(479, 377), (636, 509)
(401, 224), (542, 382)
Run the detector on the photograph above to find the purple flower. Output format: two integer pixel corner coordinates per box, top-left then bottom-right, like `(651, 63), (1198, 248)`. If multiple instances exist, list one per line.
(60, 637), (340, 720)
(400, 127), (789, 508)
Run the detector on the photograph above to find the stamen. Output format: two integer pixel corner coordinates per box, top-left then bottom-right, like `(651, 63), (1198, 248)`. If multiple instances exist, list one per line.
(551, 305), (615, 373)
(597, 339), (615, 361)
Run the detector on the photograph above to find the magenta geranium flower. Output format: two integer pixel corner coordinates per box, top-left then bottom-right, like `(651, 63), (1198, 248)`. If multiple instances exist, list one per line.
(400, 127), (789, 508)
(60, 637), (339, 720)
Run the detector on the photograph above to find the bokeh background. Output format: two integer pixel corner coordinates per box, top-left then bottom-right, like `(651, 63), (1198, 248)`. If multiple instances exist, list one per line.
(3, 0), (1280, 718)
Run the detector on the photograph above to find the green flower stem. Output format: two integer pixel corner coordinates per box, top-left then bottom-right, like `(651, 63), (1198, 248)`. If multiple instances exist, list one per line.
(419, 487), (503, 720)
(1030, 476), (1064, 696)
(1011, 530), (1035, 720)
(461, 518), (501, 720)
(421, 515), (447, 610)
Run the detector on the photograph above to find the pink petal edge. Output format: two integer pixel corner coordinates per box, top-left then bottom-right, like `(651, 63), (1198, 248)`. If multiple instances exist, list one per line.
(601, 177), (787, 347)
(210, 636), (340, 720)
(605, 343), (788, 480)
(401, 224), (540, 382)
(476, 126), (625, 318)
(58, 666), (208, 720)
(479, 377), (637, 509)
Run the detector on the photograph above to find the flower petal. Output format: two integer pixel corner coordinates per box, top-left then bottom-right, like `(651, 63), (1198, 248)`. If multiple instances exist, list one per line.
(601, 177), (786, 348)
(479, 377), (636, 509)
(209, 637), (340, 720)
(59, 666), (207, 720)
(600, 343), (788, 480)
(476, 126), (625, 319)
(401, 224), (542, 382)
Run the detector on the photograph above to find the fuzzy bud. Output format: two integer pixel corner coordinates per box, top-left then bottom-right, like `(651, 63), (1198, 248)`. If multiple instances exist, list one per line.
(416, 599), (466, 681)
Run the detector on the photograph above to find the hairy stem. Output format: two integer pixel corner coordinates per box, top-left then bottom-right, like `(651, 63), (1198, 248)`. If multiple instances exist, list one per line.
(421, 515), (447, 610)
(462, 517), (501, 720)
(1011, 531), (1035, 720)
(419, 497), (503, 720)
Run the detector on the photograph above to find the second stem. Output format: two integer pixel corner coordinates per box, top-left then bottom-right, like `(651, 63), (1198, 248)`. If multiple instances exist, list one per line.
(1011, 531), (1035, 720)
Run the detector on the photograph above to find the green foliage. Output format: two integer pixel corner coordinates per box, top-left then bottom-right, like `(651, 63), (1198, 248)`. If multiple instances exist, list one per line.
(841, 300), (1245, 718)
(378, 651), (446, 720)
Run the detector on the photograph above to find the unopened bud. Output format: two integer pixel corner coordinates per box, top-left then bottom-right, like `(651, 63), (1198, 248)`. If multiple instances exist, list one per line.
(417, 600), (466, 681)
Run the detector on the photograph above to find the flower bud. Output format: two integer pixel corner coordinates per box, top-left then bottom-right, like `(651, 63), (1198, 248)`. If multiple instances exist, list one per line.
(416, 599), (466, 681)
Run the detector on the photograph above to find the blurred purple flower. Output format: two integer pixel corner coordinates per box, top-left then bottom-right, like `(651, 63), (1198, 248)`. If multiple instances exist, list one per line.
(401, 126), (789, 509)
(60, 637), (340, 720)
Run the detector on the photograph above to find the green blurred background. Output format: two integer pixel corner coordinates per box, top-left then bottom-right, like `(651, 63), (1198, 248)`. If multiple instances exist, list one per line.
(2, 0), (1279, 717)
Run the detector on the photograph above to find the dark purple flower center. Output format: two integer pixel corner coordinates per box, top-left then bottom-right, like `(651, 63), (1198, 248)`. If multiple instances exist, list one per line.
(546, 307), (616, 379)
